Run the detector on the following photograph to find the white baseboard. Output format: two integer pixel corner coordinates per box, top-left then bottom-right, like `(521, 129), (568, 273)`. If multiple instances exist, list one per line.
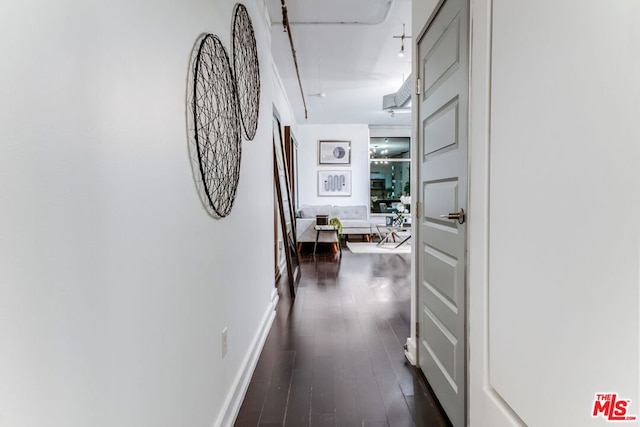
(404, 337), (417, 366)
(215, 289), (279, 427)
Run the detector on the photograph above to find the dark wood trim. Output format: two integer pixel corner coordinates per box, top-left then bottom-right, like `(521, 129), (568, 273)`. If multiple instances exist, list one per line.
(273, 111), (300, 297)
(284, 126), (298, 213)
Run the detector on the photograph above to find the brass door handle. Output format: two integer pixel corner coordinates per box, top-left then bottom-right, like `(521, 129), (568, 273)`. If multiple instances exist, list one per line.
(440, 208), (465, 224)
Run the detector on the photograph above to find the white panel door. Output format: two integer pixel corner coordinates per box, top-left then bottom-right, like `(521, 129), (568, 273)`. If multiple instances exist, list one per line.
(417, 0), (469, 426)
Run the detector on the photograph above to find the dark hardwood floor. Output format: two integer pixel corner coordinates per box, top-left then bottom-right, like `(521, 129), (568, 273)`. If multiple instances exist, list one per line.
(235, 246), (451, 427)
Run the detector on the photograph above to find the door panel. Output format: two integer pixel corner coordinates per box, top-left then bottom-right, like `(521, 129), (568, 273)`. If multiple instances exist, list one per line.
(424, 97), (459, 156)
(417, 0), (469, 426)
(422, 305), (458, 386)
(422, 15), (461, 98)
(423, 180), (458, 225)
(423, 246), (458, 307)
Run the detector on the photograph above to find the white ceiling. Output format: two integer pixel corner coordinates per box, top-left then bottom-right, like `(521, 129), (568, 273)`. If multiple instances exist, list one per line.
(266, 0), (412, 126)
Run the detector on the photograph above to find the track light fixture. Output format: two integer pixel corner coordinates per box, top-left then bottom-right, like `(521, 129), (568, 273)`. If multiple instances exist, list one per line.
(393, 24), (411, 58)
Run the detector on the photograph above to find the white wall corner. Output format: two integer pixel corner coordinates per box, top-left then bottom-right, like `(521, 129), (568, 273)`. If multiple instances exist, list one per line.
(215, 299), (278, 427)
(404, 337), (417, 366)
(271, 60), (296, 124)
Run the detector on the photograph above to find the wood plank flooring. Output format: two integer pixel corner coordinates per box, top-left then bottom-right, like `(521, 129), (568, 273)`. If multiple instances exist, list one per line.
(235, 248), (451, 427)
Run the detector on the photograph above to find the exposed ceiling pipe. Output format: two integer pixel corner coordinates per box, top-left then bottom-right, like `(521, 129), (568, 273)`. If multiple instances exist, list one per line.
(273, 0), (395, 26)
(383, 74), (412, 110)
(280, 0), (308, 120)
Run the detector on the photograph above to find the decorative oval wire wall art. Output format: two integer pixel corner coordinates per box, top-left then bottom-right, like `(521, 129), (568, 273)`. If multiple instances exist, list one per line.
(232, 3), (260, 141)
(192, 34), (242, 218)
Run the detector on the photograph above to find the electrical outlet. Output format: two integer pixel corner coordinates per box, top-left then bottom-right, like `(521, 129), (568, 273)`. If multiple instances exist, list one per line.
(222, 327), (228, 359)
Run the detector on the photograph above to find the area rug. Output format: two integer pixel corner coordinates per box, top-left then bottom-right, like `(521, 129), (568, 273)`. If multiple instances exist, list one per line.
(346, 241), (411, 254)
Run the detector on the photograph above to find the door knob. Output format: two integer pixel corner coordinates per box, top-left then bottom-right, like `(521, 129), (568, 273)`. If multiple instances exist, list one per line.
(440, 208), (465, 224)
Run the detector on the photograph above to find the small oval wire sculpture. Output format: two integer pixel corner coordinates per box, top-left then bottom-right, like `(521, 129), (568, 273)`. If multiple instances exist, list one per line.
(192, 34), (242, 218)
(232, 3), (261, 141)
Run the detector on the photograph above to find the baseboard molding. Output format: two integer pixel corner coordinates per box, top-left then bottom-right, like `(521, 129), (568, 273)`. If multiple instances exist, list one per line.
(271, 288), (279, 306)
(405, 337), (417, 366)
(215, 289), (279, 427)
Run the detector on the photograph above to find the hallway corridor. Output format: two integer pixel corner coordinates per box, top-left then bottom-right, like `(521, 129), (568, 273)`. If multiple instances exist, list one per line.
(235, 250), (451, 426)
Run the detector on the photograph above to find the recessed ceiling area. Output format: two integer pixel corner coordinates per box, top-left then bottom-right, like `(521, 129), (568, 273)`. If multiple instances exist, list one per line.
(267, 0), (412, 126)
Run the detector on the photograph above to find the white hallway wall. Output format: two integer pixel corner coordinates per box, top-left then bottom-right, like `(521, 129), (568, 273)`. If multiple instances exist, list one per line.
(0, 0), (291, 426)
(296, 124), (370, 208)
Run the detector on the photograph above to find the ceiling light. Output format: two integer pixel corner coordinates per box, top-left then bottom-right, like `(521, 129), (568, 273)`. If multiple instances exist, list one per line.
(393, 24), (411, 58)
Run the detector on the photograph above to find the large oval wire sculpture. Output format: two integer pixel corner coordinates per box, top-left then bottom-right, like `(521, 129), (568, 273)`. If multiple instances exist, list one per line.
(192, 34), (242, 218)
(232, 3), (260, 141)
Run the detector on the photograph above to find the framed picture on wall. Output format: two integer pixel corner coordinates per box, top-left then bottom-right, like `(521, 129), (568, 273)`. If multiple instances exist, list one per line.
(318, 170), (351, 196)
(318, 140), (351, 165)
